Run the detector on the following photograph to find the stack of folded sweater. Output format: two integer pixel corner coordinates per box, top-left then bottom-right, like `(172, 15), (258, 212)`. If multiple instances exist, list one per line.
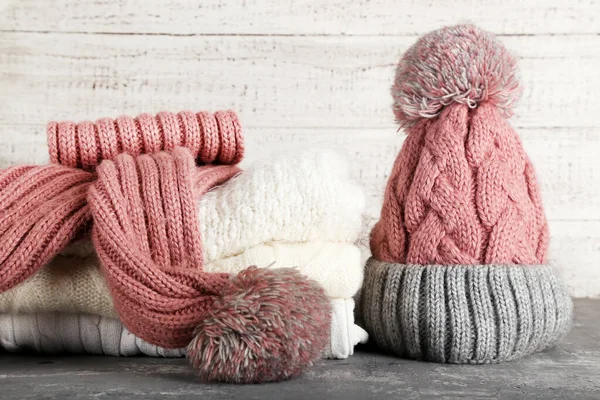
(0, 110), (367, 366)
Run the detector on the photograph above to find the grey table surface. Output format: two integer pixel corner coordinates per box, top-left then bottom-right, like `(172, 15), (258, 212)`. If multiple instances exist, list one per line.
(0, 299), (598, 399)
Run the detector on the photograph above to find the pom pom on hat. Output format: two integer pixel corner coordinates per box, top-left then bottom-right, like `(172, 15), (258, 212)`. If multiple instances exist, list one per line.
(187, 267), (332, 383)
(392, 24), (521, 127)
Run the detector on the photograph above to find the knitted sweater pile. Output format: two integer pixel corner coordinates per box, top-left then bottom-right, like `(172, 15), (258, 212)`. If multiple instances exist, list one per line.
(0, 149), (367, 359)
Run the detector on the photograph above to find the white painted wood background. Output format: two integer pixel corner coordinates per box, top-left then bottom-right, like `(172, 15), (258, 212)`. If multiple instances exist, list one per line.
(0, 0), (598, 297)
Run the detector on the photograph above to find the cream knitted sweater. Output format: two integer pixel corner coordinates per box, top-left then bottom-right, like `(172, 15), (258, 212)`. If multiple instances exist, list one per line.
(0, 242), (363, 316)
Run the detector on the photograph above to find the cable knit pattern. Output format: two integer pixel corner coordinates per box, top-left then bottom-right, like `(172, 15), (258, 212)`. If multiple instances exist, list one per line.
(48, 110), (244, 170)
(199, 149), (365, 261)
(370, 121), (427, 263)
(362, 24), (571, 364)
(371, 103), (548, 265)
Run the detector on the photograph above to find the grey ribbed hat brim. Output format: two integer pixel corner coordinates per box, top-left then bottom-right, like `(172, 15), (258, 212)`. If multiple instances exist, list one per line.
(360, 259), (573, 364)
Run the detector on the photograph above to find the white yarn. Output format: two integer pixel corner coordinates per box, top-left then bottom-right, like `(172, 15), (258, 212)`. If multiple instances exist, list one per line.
(198, 149), (366, 262)
(0, 299), (366, 360)
(205, 241), (363, 298)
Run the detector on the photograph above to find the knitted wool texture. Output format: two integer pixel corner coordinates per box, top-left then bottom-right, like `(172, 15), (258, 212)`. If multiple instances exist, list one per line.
(58, 149), (365, 264)
(88, 149), (242, 348)
(199, 149), (365, 261)
(0, 242), (363, 316)
(0, 298), (368, 360)
(374, 24), (546, 264)
(48, 110), (244, 170)
(0, 149), (365, 317)
(0, 117), (332, 382)
(0, 242), (366, 361)
(0, 150), (238, 300)
(362, 262), (572, 363)
(362, 24), (572, 364)
(370, 102), (549, 265)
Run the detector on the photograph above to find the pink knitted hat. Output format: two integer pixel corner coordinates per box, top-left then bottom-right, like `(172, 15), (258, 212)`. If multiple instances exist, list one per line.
(360, 24), (572, 364)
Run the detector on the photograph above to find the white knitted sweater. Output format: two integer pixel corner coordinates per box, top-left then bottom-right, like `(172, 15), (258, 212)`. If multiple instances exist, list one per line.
(199, 149), (365, 261)
(0, 299), (368, 360)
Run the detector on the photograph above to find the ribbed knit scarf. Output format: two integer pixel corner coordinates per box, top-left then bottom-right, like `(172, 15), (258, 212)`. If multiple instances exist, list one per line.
(47, 110), (244, 170)
(0, 110), (331, 383)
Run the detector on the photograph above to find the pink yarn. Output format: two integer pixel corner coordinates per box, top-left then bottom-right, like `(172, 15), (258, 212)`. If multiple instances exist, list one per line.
(391, 24), (521, 127)
(371, 102), (549, 265)
(0, 150), (239, 323)
(0, 164), (95, 291)
(89, 149), (240, 348)
(0, 147), (331, 382)
(1, 118), (331, 381)
(47, 110), (244, 170)
(188, 266), (331, 383)
(372, 24), (547, 266)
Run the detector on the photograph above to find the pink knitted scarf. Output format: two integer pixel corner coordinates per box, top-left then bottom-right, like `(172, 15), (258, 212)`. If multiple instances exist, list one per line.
(47, 110), (244, 170)
(0, 110), (331, 383)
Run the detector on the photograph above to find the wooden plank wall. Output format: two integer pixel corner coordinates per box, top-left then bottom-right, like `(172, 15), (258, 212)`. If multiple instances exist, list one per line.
(1, 0), (598, 297)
